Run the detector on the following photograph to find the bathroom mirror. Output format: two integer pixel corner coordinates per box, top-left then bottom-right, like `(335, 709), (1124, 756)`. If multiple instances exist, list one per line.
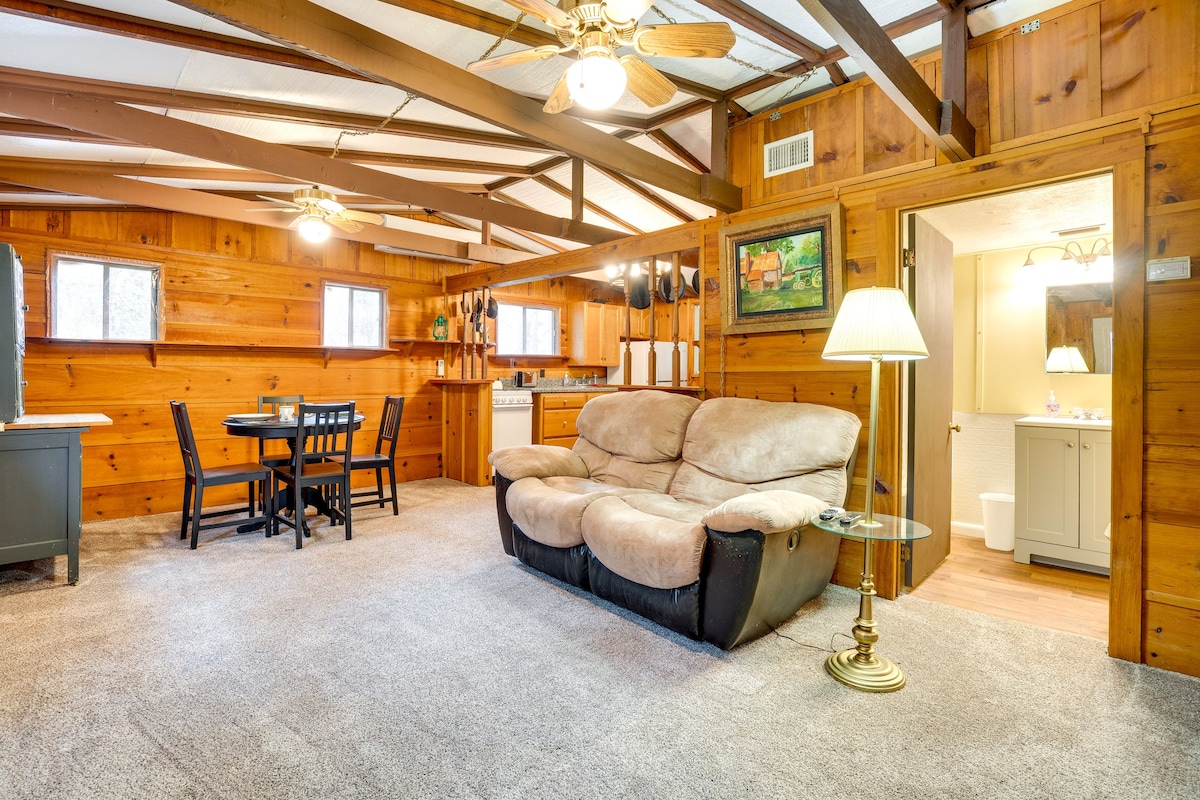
(1045, 282), (1113, 375)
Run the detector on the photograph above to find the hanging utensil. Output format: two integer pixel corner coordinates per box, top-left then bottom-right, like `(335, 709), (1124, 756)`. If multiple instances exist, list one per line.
(486, 295), (499, 319)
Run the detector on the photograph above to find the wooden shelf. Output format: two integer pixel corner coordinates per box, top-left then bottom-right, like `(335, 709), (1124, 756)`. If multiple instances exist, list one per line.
(29, 338), (403, 368)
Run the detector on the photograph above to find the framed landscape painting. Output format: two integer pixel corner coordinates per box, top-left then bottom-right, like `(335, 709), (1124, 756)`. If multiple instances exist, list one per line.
(719, 203), (845, 335)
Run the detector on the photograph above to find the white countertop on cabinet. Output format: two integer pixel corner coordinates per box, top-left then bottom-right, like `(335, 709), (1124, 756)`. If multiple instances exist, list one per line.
(1015, 415), (1111, 431)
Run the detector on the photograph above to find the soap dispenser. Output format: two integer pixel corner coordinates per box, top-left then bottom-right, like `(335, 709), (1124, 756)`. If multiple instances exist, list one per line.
(1046, 390), (1060, 418)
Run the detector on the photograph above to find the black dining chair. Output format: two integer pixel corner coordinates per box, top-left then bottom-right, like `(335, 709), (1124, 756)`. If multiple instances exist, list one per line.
(342, 395), (405, 515)
(170, 401), (271, 549)
(268, 401), (355, 549)
(256, 394), (303, 507)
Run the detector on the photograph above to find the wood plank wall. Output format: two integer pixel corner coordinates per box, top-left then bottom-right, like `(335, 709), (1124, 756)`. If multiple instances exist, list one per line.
(709, 0), (1200, 676)
(1, 209), (616, 523)
(2, 209), (455, 520)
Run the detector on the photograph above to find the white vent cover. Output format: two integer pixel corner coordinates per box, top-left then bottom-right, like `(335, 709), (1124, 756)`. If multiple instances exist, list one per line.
(763, 131), (813, 178)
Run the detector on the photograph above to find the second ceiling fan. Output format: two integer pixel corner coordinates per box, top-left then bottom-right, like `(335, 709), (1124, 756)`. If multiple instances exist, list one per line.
(467, 0), (735, 113)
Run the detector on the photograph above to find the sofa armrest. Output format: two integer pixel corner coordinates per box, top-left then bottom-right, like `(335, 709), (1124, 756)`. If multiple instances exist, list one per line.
(488, 445), (589, 481)
(701, 490), (828, 534)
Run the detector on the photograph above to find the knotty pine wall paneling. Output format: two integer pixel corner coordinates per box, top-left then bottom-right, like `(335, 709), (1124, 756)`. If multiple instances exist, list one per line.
(715, 0), (1200, 676)
(1, 211), (450, 521)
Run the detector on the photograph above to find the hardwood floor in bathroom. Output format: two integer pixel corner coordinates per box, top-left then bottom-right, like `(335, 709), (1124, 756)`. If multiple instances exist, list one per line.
(908, 534), (1110, 641)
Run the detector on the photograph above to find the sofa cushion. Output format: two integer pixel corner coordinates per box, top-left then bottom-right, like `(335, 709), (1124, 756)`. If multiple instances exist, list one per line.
(575, 390), (700, 464)
(670, 462), (849, 510)
(581, 496), (706, 590)
(507, 477), (621, 549)
(681, 398), (860, 484)
(572, 438), (682, 493)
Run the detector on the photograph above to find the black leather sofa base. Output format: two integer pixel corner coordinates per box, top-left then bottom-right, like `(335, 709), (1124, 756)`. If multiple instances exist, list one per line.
(494, 476), (840, 650)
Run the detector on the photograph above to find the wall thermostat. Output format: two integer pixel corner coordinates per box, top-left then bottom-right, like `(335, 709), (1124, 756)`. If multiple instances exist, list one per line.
(1146, 257), (1191, 282)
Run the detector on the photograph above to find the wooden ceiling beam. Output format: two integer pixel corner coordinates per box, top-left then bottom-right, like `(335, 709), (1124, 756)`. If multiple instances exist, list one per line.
(0, 85), (624, 244)
(0, 119), (537, 178)
(723, 4), (947, 105)
(692, 0), (825, 62)
(0, 0), (364, 80)
(446, 223), (700, 292)
(0, 66), (552, 154)
(532, 176), (642, 236)
(796, 0), (973, 161)
(1, 166), (530, 263)
(647, 130), (710, 175)
(434, 210), (569, 255)
(592, 166), (695, 225)
(169, 0), (741, 213)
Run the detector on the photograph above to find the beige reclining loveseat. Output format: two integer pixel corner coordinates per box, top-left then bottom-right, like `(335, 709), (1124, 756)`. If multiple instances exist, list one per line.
(488, 390), (861, 649)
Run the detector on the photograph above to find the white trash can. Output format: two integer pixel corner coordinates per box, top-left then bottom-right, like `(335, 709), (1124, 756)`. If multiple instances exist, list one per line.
(980, 492), (1015, 551)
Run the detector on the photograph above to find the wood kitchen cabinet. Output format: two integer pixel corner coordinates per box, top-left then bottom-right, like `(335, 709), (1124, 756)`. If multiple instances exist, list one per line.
(532, 392), (593, 448)
(1014, 417), (1111, 570)
(569, 302), (621, 367)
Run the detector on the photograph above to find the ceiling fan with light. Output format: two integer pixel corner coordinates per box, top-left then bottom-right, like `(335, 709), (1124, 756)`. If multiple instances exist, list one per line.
(246, 186), (386, 242)
(467, 0), (735, 113)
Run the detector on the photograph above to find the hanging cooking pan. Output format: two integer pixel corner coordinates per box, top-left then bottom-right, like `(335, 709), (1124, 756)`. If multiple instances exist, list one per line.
(628, 270), (651, 310)
(656, 268), (700, 303)
(486, 295), (498, 319)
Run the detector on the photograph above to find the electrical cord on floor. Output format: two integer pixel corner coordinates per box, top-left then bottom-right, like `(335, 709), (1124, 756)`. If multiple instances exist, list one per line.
(765, 620), (834, 652)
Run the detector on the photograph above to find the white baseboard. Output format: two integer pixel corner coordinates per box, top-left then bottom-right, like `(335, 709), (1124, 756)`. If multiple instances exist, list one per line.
(951, 521), (984, 538)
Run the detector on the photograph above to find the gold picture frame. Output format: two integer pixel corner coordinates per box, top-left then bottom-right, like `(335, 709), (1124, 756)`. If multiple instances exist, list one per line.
(719, 203), (845, 335)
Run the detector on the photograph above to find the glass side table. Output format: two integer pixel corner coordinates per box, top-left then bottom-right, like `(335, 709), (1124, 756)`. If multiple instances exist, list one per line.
(810, 512), (931, 693)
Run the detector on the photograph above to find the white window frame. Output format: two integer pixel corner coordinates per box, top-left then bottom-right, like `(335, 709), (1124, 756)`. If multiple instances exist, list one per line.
(322, 281), (387, 348)
(495, 301), (560, 356)
(49, 252), (163, 342)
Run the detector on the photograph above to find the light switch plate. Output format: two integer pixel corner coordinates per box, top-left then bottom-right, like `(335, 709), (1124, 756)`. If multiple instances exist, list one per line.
(1146, 256), (1191, 281)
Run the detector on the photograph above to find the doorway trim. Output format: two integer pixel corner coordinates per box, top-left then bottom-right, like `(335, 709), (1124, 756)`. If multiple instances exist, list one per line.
(873, 139), (1146, 663)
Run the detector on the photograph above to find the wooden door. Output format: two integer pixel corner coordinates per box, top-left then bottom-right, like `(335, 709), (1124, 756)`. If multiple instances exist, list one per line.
(906, 214), (954, 588)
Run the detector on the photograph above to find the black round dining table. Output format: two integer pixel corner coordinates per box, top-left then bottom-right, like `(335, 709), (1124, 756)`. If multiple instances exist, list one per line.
(223, 413), (365, 533)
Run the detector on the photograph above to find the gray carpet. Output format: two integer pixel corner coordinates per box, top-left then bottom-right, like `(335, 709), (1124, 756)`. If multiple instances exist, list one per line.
(1, 478), (1196, 800)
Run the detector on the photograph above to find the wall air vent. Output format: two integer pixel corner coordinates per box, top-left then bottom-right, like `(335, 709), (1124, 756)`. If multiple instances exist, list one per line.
(763, 130), (813, 178)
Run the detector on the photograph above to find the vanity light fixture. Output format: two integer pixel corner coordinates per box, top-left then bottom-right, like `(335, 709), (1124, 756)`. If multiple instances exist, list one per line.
(1023, 238), (1111, 268)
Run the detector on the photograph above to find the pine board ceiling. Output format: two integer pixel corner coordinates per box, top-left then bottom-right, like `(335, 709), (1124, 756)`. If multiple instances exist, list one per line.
(0, 0), (1070, 264)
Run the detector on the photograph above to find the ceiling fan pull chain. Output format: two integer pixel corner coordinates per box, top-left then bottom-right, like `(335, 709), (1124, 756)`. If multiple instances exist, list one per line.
(478, 12), (527, 62)
(650, 5), (677, 25)
(329, 93), (418, 159)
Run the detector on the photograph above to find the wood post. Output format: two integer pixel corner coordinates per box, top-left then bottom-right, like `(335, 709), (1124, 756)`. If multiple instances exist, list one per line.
(671, 251), (682, 386)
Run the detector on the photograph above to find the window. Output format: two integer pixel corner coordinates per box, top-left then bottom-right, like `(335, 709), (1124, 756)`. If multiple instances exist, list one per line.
(52, 255), (161, 341)
(323, 283), (385, 347)
(496, 302), (558, 355)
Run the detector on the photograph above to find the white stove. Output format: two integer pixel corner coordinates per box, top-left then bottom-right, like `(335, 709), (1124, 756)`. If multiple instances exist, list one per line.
(492, 390), (533, 478)
(492, 389), (533, 407)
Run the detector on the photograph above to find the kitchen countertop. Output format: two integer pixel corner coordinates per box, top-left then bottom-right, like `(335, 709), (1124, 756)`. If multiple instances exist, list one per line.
(528, 385), (617, 394)
(1015, 415), (1111, 431)
(1, 413), (113, 431)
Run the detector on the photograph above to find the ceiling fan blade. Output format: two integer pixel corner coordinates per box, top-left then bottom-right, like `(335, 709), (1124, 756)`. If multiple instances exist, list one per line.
(468, 45), (565, 73)
(327, 215), (364, 233)
(496, 0), (573, 29)
(603, 0), (656, 25)
(253, 194), (304, 209)
(543, 71), (575, 115)
(632, 23), (736, 59)
(338, 209), (386, 226)
(619, 55), (677, 108)
(315, 197), (345, 213)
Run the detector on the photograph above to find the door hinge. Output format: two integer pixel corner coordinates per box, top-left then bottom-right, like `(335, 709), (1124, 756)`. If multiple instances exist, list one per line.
(902, 249), (916, 269)
(900, 543), (912, 563)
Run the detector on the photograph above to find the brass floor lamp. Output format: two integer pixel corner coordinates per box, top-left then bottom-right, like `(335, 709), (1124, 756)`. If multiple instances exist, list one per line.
(820, 286), (929, 692)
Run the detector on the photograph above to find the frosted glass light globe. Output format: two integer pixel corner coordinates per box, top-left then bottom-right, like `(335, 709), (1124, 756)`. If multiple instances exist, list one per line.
(297, 215), (331, 243)
(565, 54), (627, 110)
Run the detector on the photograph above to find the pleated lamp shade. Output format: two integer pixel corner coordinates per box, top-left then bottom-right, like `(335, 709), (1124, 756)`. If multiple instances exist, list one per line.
(822, 287), (930, 362)
(1045, 345), (1090, 373)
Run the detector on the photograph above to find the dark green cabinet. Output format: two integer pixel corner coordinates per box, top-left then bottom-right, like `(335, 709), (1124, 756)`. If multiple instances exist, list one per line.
(0, 427), (85, 584)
